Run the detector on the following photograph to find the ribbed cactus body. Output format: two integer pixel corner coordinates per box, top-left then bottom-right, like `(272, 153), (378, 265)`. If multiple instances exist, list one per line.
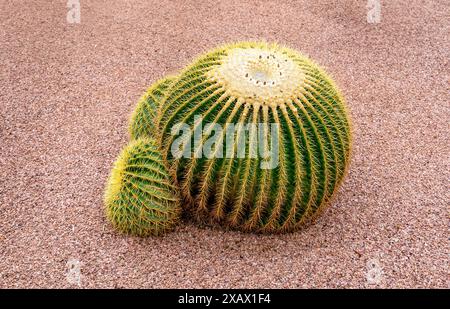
(104, 137), (181, 236)
(157, 42), (351, 233)
(129, 76), (176, 140)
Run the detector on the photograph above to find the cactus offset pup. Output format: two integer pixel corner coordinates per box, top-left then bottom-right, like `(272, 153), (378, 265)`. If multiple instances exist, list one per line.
(129, 76), (176, 140)
(104, 137), (181, 236)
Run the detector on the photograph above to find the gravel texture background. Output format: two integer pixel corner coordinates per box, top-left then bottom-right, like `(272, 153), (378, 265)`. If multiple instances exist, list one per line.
(0, 0), (448, 288)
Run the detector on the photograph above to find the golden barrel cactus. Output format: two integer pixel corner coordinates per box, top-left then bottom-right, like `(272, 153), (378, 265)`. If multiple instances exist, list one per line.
(157, 42), (352, 233)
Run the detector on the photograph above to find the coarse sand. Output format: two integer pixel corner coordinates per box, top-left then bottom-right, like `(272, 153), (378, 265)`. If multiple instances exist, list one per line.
(0, 0), (448, 288)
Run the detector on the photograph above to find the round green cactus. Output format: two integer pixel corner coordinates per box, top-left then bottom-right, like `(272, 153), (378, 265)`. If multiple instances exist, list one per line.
(157, 42), (352, 233)
(129, 76), (176, 140)
(104, 137), (181, 236)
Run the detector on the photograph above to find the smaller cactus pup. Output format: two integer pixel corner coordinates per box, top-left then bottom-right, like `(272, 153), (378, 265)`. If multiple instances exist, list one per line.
(129, 76), (176, 140)
(104, 137), (181, 236)
(158, 42), (352, 233)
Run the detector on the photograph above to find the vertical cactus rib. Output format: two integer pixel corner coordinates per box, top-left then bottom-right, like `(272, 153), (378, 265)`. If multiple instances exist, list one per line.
(281, 101), (319, 225)
(195, 95), (236, 211)
(229, 104), (260, 226)
(291, 97), (328, 216)
(176, 91), (229, 204)
(295, 94), (339, 198)
(277, 103), (311, 230)
(211, 99), (248, 220)
(243, 104), (271, 231)
(300, 88), (347, 183)
(262, 106), (287, 231)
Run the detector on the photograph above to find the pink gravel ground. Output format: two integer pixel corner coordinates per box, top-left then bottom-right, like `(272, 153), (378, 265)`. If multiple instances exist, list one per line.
(0, 0), (448, 288)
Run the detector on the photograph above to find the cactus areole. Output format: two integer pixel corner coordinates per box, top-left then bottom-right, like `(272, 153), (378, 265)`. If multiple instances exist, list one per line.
(157, 42), (352, 233)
